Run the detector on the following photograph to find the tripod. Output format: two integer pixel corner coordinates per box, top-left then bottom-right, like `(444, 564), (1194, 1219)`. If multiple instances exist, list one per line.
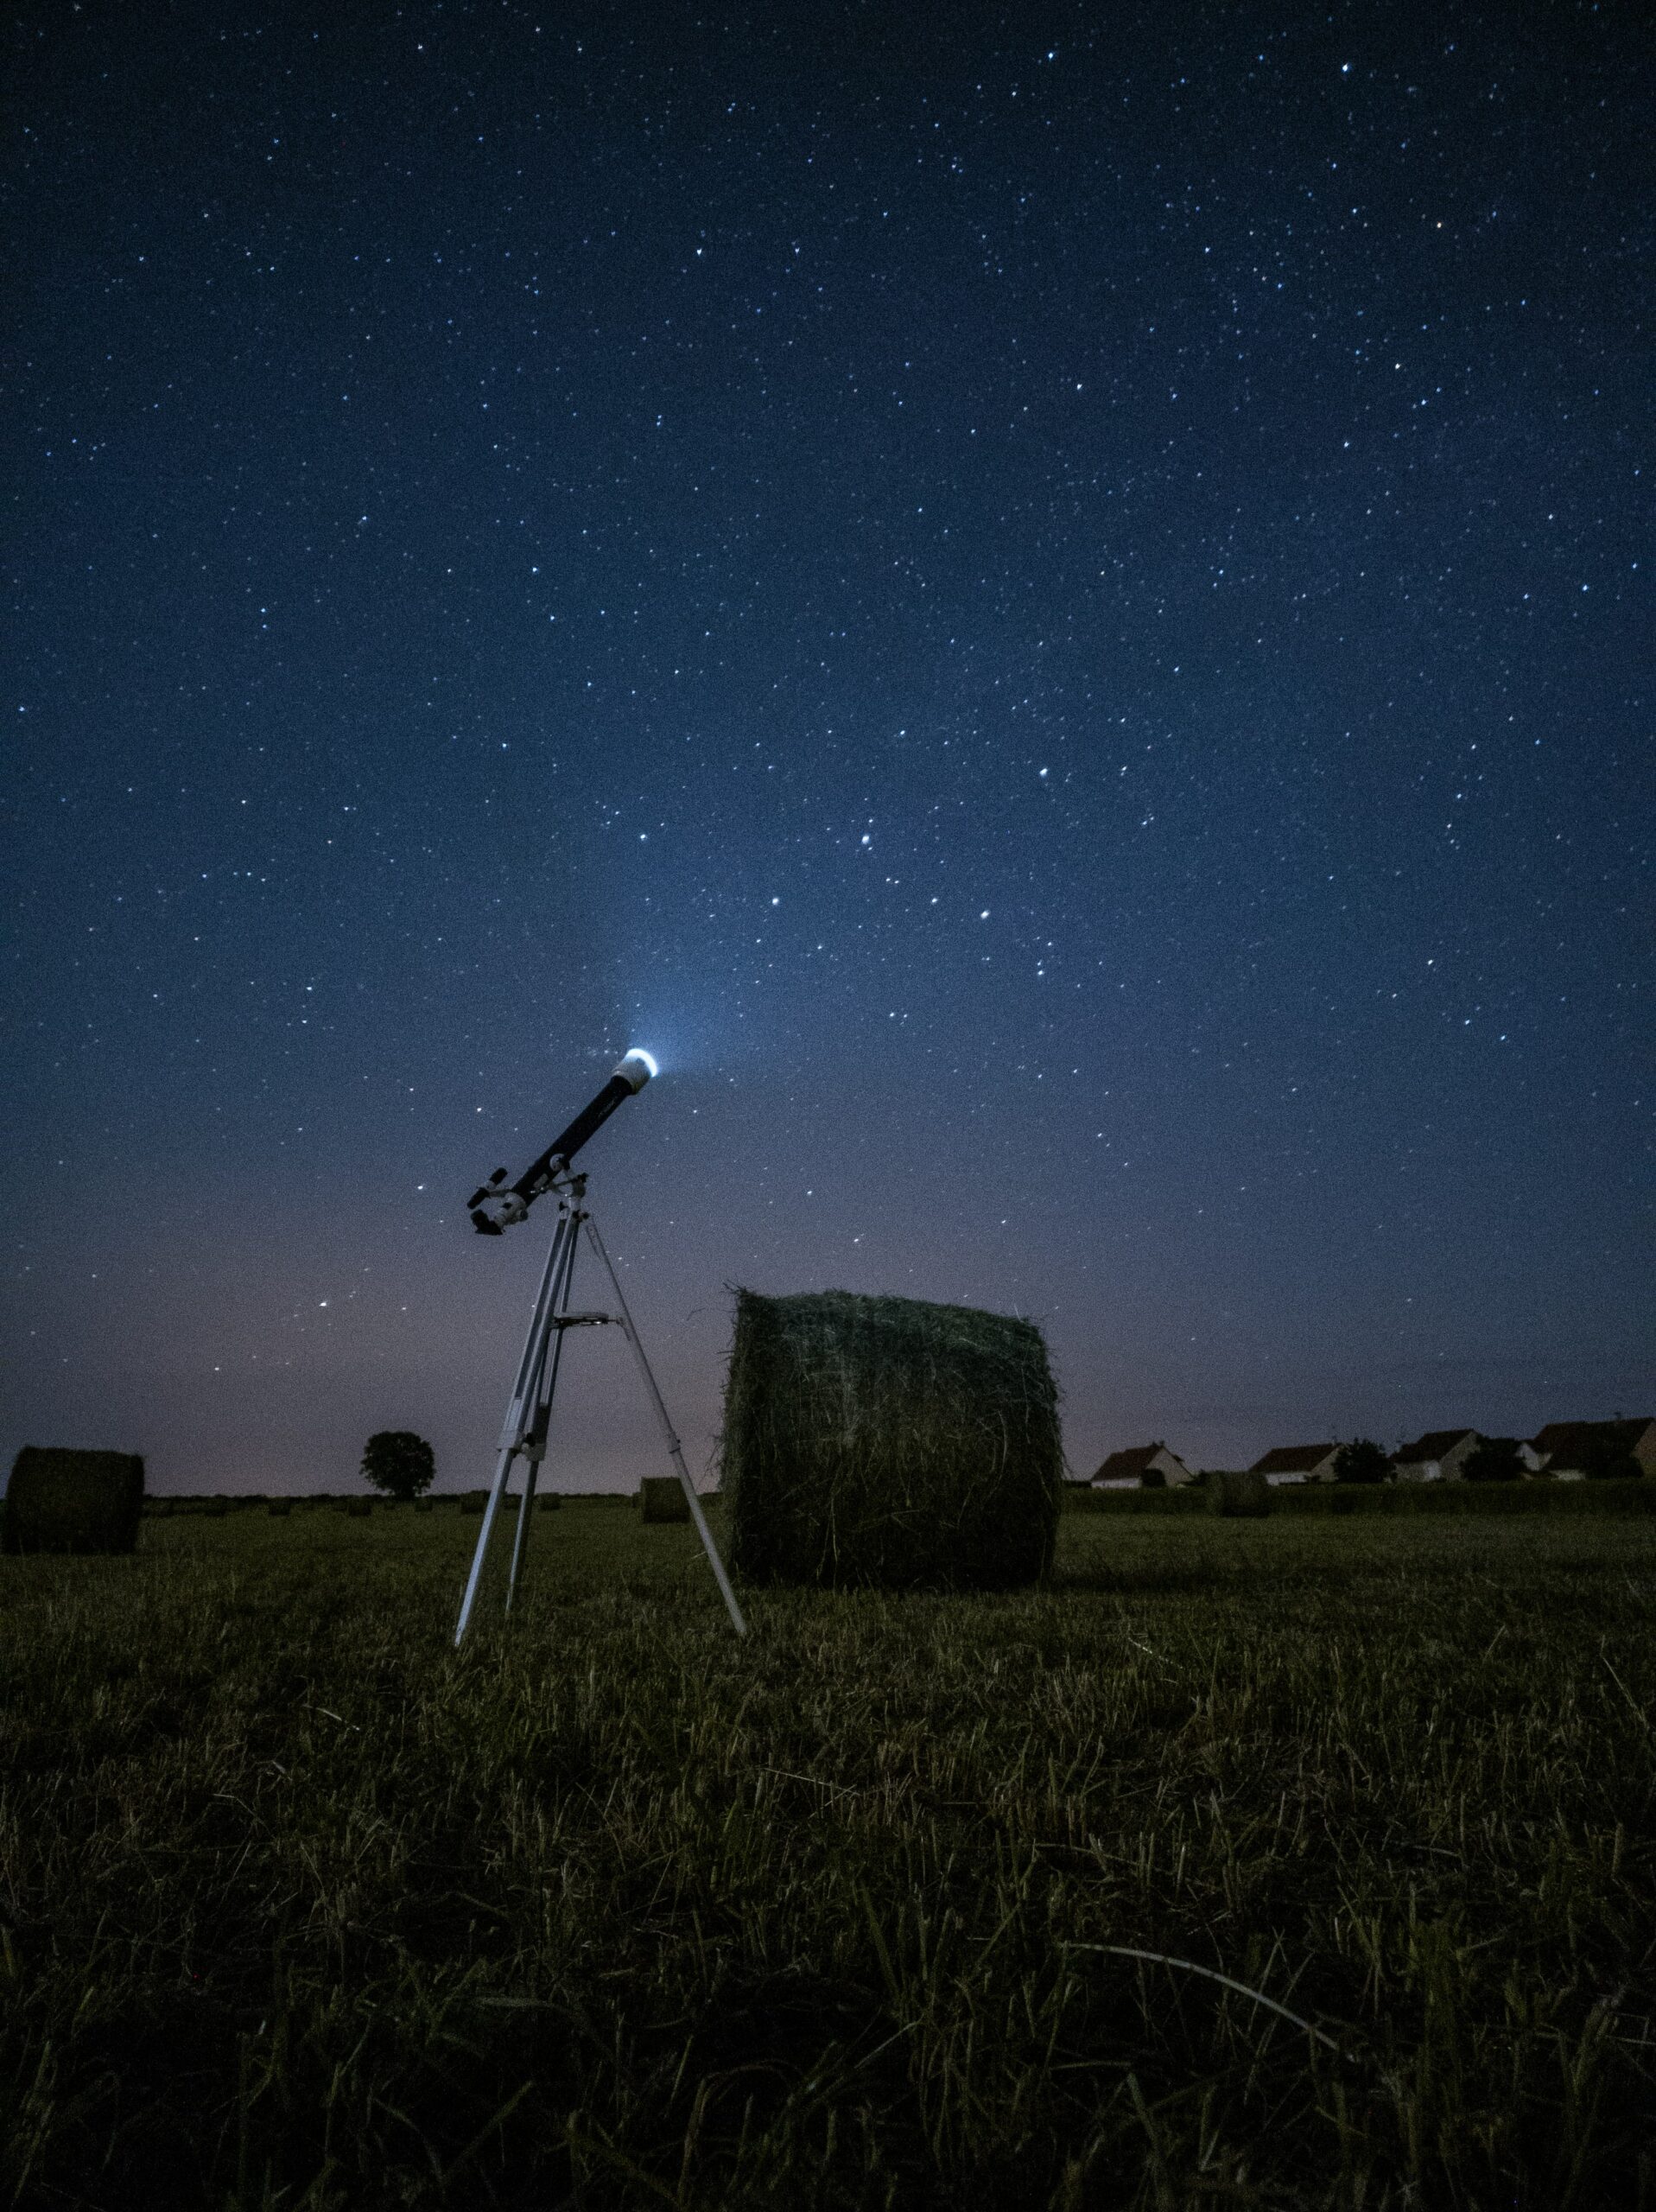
(454, 1171), (746, 1644)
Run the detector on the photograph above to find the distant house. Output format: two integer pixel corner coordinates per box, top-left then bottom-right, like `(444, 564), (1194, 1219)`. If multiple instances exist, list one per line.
(1530, 1418), (1656, 1480)
(1391, 1429), (1482, 1484)
(1091, 1443), (1196, 1489)
(1249, 1443), (1341, 1485)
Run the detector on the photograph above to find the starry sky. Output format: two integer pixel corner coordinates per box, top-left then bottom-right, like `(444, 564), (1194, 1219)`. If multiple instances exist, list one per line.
(5, 2), (1651, 1494)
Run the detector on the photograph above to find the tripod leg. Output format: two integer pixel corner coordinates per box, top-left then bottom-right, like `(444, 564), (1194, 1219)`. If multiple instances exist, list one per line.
(505, 1205), (581, 1613)
(455, 1209), (573, 1647)
(581, 1212), (747, 1637)
(508, 1456), (541, 1610)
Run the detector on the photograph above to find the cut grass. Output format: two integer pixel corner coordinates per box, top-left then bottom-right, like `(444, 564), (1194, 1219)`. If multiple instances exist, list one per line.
(2, 1507), (1653, 2208)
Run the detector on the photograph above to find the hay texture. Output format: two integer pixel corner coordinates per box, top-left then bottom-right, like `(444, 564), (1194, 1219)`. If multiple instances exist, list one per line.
(1207, 1470), (1272, 1518)
(640, 1475), (691, 1524)
(3, 1448), (144, 1555)
(720, 1288), (1062, 1590)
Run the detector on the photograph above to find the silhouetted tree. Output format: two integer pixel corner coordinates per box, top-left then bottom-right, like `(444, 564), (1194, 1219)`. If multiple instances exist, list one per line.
(361, 1430), (435, 1502)
(1332, 1438), (1390, 1484)
(1462, 1436), (1524, 1483)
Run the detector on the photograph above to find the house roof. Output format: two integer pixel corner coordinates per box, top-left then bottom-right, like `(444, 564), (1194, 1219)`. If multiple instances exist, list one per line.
(1531, 1418), (1654, 1462)
(1393, 1429), (1478, 1463)
(1092, 1443), (1183, 1483)
(1249, 1443), (1337, 1475)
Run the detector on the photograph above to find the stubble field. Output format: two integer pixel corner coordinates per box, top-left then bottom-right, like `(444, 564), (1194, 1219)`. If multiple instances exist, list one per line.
(3, 1501), (1653, 2210)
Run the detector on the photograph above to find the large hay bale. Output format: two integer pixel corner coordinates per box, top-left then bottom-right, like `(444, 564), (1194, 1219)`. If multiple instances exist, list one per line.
(640, 1475), (690, 1524)
(1206, 1469), (1272, 1518)
(3, 1448), (144, 1555)
(720, 1287), (1062, 1589)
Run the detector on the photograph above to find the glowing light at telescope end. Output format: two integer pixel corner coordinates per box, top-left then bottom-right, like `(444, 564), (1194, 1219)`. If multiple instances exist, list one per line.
(613, 1047), (659, 1091)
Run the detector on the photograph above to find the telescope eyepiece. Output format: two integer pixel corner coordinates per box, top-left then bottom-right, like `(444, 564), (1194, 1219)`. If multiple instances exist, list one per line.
(471, 1188), (529, 1234)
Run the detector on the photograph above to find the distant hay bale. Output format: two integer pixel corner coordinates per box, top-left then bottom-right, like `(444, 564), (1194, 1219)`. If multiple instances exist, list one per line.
(460, 1491), (488, 1516)
(343, 1497), (373, 1519)
(268, 1500), (293, 1518)
(412, 1497), (435, 1515)
(3, 1448), (144, 1556)
(720, 1287), (1062, 1590)
(1206, 1470), (1272, 1518)
(640, 1475), (690, 1524)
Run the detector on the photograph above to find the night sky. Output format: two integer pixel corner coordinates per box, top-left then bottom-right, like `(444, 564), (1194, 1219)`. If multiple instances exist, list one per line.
(5, 3), (1651, 1496)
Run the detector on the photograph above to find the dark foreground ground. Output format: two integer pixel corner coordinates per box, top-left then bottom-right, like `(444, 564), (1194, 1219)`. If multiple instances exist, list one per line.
(3, 1503), (1653, 2210)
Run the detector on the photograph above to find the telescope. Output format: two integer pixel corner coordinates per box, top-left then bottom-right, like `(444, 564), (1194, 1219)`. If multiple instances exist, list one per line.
(453, 1042), (746, 1643)
(466, 1048), (657, 1233)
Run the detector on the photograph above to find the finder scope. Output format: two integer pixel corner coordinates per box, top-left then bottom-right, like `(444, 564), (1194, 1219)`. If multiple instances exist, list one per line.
(467, 1048), (657, 1233)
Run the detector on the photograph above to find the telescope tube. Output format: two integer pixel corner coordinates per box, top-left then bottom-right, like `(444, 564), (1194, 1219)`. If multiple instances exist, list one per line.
(467, 1049), (656, 1232)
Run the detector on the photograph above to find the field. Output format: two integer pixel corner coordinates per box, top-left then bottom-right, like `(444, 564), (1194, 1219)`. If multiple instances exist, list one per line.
(3, 1501), (1653, 2209)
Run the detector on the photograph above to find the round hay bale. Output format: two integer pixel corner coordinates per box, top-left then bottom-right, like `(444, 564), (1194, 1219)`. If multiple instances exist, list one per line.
(342, 1497), (373, 1519)
(1206, 1470), (1272, 1518)
(720, 1287), (1062, 1590)
(640, 1475), (690, 1524)
(268, 1499), (293, 1518)
(3, 1448), (144, 1556)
